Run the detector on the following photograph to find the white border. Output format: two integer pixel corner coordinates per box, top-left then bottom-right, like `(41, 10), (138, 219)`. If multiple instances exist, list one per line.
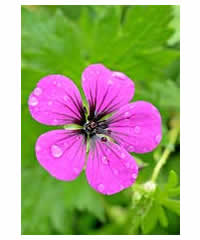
(6, 0), (200, 239)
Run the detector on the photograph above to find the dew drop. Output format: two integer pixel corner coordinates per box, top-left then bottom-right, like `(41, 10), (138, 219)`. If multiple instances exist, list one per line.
(155, 134), (161, 143)
(106, 148), (111, 154)
(34, 87), (42, 96)
(128, 146), (135, 152)
(52, 119), (58, 125)
(76, 136), (81, 140)
(120, 184), (124, 190)
(143, 147), (148, 152)
(73, 168), (79, 174)
(134, 126), (141, 133)
(124, 111), (130, 117)
(113, 169), (119, 175)
(48, 100), (53, 106)
(112, 72), (125, 79)
(132, 173), (137, 179)
(36, 145), (41, 152)
(51, 145), (63, 158)
(125, 162), (130, 168)
(98, 183), (104, 192)
(107, 79), (113, 85)
(29, 96), (38, 106)
(64, 96), (68, 101)
(121, 152), (126, 159)
(102, 156), (108, 165)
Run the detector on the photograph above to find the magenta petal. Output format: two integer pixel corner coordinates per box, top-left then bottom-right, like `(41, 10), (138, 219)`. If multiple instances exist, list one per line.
(86, 139), (138, 195)
(82, 64), (134, 118)
(109, 101), (162, 153)
(28, 75), (84, 126)
(35, 130), (86, 181)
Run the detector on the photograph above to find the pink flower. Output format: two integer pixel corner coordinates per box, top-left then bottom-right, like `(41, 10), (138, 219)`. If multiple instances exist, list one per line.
(28, 64), (162, 195)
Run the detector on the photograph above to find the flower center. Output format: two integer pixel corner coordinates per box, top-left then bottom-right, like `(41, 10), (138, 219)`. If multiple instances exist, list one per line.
(83, 119), (109, 138)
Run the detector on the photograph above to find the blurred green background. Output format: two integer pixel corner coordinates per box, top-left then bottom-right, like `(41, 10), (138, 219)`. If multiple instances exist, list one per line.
(21, 5), (180, 235)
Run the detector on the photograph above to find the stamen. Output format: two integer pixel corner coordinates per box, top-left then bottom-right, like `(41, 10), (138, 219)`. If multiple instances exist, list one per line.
(101, 137), (108, 142)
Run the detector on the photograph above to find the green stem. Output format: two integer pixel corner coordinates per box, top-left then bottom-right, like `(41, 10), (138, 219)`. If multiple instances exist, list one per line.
(151, 119), (180, 182)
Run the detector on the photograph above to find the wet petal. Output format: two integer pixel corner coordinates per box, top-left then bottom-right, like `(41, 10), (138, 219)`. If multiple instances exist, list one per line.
(35, 130), (86, 181)
(28, 75), (85, 126)
(86, 139), (138, 195)
(108, 101), (162, 153)
(82, 64), (134, 120)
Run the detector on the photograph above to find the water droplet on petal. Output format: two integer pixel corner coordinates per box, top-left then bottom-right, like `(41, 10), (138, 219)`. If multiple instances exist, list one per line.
(82, 76), (86, 82)
(155, 134), (161, 143)
(120, 184), (124, 190)
(76, 136), (81, 140)
(52, 119), (58, 125)
(112, 72), (125, 79)
(29, 96), (38, 106)
(134, 126), (141, 133)
(121, 152), (126, 159)
(132, 173), (137, 179)
(98, 183), (104, 192)
(143, 147), (148, 152)
(107, 79), (113, 85)
(125, 162), (130, 168)
(113, 169), (119, 175)
(64, 96), (68, 101)
(124, 111), (130, 117)
(51, 145), (63, 158)
(102, 156), (108, 165)
(106, 148), (111, 154)
(36, 145), (41, 152)
(53, 80), (57, 85)
(128, 146), (135, 152)
(34, 87), (42, 96)
(73, 168), (79, 174)
(48, 101), (53, 106)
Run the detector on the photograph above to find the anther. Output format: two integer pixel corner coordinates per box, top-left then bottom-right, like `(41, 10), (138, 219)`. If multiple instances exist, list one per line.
(101, 137), (108, 142)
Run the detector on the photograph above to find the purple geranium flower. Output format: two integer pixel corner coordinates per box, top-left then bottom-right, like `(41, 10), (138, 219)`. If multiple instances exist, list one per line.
(28, 64), (162, 195)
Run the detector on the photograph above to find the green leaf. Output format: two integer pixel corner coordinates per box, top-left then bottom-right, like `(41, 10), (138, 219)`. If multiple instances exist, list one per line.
(156, 205), (168, 228)
(168, 6), (180, 45)
(161, 199), (180, 216)
(141, 201), (158, 234)
(21, 8), (85, 83)
(64, 173), (105, 222)
(167, 170), (178, 188)
(21, 168), (74, 234)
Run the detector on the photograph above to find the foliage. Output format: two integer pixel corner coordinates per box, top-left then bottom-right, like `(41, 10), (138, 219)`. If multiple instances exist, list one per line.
(21, 5), (180, 235)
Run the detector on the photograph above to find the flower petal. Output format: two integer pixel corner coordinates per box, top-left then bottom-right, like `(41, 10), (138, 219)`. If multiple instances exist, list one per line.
(82, 64), (134, 120)
(108, 101), (162, 153)
(28, 75), (85, 126)
(35, 130), (86, 181)
(86, 139), (138, 195)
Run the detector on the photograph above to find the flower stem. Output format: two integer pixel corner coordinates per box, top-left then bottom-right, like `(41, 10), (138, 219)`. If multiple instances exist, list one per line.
(151, 118), (180, 182)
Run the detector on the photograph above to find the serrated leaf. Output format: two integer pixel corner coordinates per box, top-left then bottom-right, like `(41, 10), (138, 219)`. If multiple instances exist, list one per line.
(21, 168), (73, 234)
(21, 8), (85, 83)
